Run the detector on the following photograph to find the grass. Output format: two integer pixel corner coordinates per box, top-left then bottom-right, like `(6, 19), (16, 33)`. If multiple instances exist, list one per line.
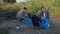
(0, 0), (60, 18)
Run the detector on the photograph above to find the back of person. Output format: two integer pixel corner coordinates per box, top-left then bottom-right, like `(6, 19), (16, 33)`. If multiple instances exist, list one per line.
(32, 15), (40, 23)
(16, 10), (22, 19)
(32, 14), (40, 29)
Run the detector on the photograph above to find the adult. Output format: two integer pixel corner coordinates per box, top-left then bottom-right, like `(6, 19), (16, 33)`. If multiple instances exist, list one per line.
(16, 7), (28, 22)
(40, 7), (50, 29)
(40, 7), (50, 19)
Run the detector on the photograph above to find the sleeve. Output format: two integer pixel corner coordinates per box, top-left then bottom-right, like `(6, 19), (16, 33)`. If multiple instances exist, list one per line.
(46, 11), (50, 19)
(16, 10), (23, 18)
(24, 13), (28, 18)
(40, 12), (42, 19)
(16, 11), (21, 18)
(39, 12), (42, 22)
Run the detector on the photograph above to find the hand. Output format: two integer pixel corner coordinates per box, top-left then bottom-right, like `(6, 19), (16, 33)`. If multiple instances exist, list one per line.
(41, 17), (45, 20)
(22, 17), (25, 19)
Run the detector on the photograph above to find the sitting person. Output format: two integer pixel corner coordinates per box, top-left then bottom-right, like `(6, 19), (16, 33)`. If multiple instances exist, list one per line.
(40, 7), (50, 29)
(32, 13), (40, 29)
(16, 7), (28, 22)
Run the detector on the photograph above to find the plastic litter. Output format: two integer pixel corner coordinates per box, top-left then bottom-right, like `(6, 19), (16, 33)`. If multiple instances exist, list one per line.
(16, 25), (24, 30)
(23, 17), (32, 24)
(40, 19), (50, 29)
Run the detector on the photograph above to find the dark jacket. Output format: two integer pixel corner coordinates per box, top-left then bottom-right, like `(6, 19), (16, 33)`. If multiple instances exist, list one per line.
(32, 15), (40, 26)
(40, 11), (50, 20)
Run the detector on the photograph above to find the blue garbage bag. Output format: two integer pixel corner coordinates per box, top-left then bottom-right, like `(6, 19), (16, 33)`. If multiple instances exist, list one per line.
(40, 19), (50, 29)
(23, 17), (32, 24)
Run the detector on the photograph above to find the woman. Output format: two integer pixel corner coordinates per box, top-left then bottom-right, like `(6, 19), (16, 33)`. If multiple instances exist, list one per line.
(40, 7), (50, 29)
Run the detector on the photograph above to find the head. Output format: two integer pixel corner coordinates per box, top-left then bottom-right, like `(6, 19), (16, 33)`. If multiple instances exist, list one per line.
(32, 12), (36, 16)
(22, 7), (27, 12)
(41, 7), (46, 13)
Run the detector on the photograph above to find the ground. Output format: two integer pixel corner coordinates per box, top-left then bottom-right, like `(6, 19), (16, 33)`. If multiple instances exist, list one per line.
(0, 17), (60, 34)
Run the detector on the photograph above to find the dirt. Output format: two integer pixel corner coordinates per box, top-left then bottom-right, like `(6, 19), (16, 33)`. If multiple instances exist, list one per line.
(0, 18), (60, 34)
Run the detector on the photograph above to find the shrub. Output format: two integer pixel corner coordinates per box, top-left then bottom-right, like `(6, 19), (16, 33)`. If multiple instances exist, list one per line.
(0, 0), (60, 18)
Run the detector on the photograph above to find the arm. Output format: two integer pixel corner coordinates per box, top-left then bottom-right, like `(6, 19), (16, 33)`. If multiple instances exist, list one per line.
(18, 11), (25, 19)
(40, 12), (42, 19)
(46, 11), (50, 19)
(39, 13), (42, 22)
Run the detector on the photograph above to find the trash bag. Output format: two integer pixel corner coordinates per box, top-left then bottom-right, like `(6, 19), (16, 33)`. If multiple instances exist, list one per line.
(23, 17), (32, 24)
(40, 19), (50, 29)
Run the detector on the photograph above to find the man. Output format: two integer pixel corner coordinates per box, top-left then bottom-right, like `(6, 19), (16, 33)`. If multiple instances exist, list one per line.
(16, 7), (28, 22)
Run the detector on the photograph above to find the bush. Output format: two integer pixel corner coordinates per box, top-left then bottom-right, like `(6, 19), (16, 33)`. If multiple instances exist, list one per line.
(0, 0), (60, 18)
(0, 28), (9, 34)
(27, 13), (32, 18)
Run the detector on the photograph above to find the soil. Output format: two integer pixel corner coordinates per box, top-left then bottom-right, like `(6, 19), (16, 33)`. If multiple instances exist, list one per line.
(0, 17), (60, 34)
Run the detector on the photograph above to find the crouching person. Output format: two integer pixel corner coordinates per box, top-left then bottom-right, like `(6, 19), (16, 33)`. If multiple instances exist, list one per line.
(16, 7), (28, 22)
(32, 13), (40, 30)
(40, 7), (51, 29)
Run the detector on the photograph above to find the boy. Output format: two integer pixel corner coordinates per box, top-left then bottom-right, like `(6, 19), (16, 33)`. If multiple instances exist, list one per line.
(16, 7), (28, 22)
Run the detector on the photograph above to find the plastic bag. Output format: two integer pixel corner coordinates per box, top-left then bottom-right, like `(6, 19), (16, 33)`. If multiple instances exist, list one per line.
(40, 19), (50, 29)
(23, 17), (32, 24)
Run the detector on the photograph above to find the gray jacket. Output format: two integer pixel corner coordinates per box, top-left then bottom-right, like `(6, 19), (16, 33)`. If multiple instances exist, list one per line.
(16, 10), (28, 19)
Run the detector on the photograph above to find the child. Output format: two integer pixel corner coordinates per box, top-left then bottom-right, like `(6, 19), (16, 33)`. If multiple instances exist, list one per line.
(32, 13), (40, 29)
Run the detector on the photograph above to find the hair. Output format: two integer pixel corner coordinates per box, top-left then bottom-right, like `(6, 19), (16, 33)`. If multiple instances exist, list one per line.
(23, 7), (27, 10)
(32, 12), (36, 16)
(41, 6), (46, 13)
(41, 6), (46, 10)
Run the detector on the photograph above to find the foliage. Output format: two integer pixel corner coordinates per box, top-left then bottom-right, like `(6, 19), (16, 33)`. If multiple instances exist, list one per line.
(3, 0), (16, 3)
(0, 0), (60, 18)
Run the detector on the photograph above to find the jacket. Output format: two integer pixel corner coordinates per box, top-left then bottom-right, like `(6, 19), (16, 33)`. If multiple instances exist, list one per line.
(40, 11), (50, 20)
(16, 10), (28, 19)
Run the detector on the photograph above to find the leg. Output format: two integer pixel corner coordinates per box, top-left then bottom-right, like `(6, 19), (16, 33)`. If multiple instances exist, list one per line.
(19, 18), (24, 23)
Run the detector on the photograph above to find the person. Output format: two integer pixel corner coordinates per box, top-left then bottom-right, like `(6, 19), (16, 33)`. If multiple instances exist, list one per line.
(32, 13), (40, 29)
(16, 7), (28, 22)
(40, 7), (50, 29)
